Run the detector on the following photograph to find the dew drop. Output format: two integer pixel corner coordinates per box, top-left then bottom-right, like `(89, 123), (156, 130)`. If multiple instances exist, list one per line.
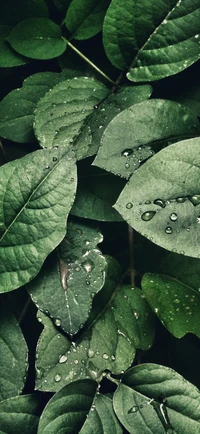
(53, 157), (58, 162)
(141, 211), (156, 221)
(55, 318), (61, 327)
(125, 162), (130, 169)
(176, 197), (186, 203)
(170, 213), (178, 221)
(128, 405), (139, 414)
(165, 226), (173, 234)
(59, 355), (67, 363)
(121, 149), (133, 157)
(87, 349), (94, 358)
(189, 195), (200, 206)
(54, 374), (61, 382)
(102, 353), (109, 360)
(154, 308), (159, 313)
(44, 165), (50, 170)
(174, 298), (180, 304)
(126, 202), (133, 209)
(74, 359), (79, 365)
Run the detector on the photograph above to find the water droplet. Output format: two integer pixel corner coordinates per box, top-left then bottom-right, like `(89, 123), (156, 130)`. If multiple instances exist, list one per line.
(53, 157), (57, 162)
(98, 125), (103, 129)
(111, 355), (116, 361)
(154, 308), (159, 313)
(128, 405), (139, 414)
(145, 200), (151, 205)
(165, 226), (173, 234)
(86, 280), (90, 285)
(54, 318), (61, 327)
(44, 165), (50, 170)
(74, 359), (79, 364)
(141, 211), (156, 221)
(170, 213), (178, 221)
(125, 162), (130, 169)
(197, 217), (200, 223)
(126, 203), (133, 209)
(87, 349), (94, 358)
(189, 195), (200, 206)
(82, 259), (94, 273)
(176, 197), (186, 203)
(102, 353), (109, 360)
(59, 355), (67, 363)
(122, 149), (133, 157)
(54, 374), (61, 382)
(174, 298), (180, 304)
(134, 311), (139, 319)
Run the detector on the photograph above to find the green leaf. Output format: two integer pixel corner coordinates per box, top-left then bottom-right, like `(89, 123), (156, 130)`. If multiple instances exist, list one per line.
(80, 394), (123, 434)
(65, 0), (110, 40)
(0, 25), (29, 68)
(28, 220), (107, 335)
(7, 18), (66, 60)
(71, 163), (125, 221)
(115, 137), (200, 258)
(141, 273), (200, 338)
(0, 146), (77, 293)
(0, 394), (42, 434)
(94, 99), (200, 179)
(35, 260), (155, 391)
(160, 252), (200, 291)
(0, 0), (48, 26)
(77, 84), (152, 159)
(113, 364), (200, 434)
(103, 0), (200, 81)
(0, 70), (83, 143)
(37, 380), (97, 434)
(34, 76), (108, 149)
(0, 303), (28, 401)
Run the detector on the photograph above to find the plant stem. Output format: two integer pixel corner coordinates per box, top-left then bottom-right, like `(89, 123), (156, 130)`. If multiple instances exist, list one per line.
(105, 372), (120, 385)
(62, 37), (115, 86)
(128, 225), (135, 286)
(0, 140), (8, 162)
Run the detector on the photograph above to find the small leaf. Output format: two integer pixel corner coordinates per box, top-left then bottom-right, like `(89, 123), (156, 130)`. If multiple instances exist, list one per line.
(7, 18), (66, 60)
(0, 70), (83, 143)
(0, 303), (28, 401)
(28, 220), (107, 335)
(141, 273), (200, 338)
(34, 76), (108, 149)
(115, 137), (200, 258)
(0, 146), (77, 293)
(94, 99), (200, 179)
(0, 394), (42, 434)
(35, 259), (155, 391)
(80, 394), (123, 434)
(103, 0), (200, 81)
(113, 364), (200, 434)
(65, 0), (110, 40)
(37, 380), (97, 434)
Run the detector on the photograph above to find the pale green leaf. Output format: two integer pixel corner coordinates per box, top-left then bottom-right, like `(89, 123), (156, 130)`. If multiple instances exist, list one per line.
(141, 273), (200, 338)
(37, 380), (97, 434)
(65, 0), (110, 40)
(0, 0), (48, 26)
(0, 146), (77, 293)
(94, 99), (200, 179)
(0, 304), (28, 401)
(0, 70), (83, 143)
(80, 394), (123, 434)
(115, 138), (200, 258)
(7, 18), (66, 60)
(113, 363), (200, 434)
(103, 0), (200, 82)
(0, 394), (42, 434)
(28, 220), (107, 335)
(35, 259), (155, 392)
(34, 76), (108, 149)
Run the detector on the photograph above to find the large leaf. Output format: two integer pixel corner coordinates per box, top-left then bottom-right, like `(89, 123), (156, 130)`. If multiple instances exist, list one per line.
(80, 394), (123, 434)
(65, 0), (110, 40)
(37, 380), (97, 434)
(0, 394), (42, 434)
(35, 258), (155, 392)
(28, 220), (107, 336)
(115, 137), (200, 258)
(0, 304), (28, 401)
(34, 76), (108, 149)
(76, 84), (152, 159)
(7, 18), (66, 60)
(141, 273), (200, 338)
(94, 99), (200, 179)
(0, 70), (83, 143)
(103, 0), (200, 82)
(0, 0), (48, 26)
(113, 364), (200, 434)
(0, 146), (77, 293)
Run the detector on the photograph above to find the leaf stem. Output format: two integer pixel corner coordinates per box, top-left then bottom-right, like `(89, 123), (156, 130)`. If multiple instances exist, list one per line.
(105, 372), (120, 385)
(0, 140), (8, 162)
(62, 37), (115, 86)
(128, 225), (135, 286)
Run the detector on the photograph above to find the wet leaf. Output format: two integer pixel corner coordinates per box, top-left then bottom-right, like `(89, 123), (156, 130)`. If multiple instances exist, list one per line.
(80, 394), (123, 434)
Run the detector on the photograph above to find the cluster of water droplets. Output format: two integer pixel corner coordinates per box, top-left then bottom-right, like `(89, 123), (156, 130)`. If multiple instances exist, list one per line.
(121, 145), (154, 175)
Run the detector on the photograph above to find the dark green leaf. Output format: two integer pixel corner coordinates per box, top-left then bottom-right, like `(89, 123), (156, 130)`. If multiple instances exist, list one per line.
(80, 394), (123, 434)
(52, 0), (71, 14)
(0, 0), (48, 26)
(34, 76), (108, 149)
(37, 380), (97, 434)
(103, 0), (200, 81)
(0, 304), (28, 401)
(113, 363), (200, 434)
(0, 25), (29, 68)
(160, 253), (200, 291)
(94, 99), (200, 179)
(65, 0), (110, 40)
(142, 273), (200, 338)
(7, 18), (66, 60)
(0, 394), (42, 434)
(115, 138), (200, 258)
(0, 146), (77, 293)
(28, 221), (107, 335)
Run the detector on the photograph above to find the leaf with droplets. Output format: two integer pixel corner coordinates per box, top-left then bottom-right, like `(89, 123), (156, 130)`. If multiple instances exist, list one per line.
(0, 394), (42, 434)
(28, 220), (107, 336)
(0, 303), (28, 401)
(0, 146), (77, 293)
(141, 273), (200, 338)
(103, 0), (200, 82)
(35, 257), (155, 392)
(160, 252), (200, 291)
(80, 394), (123, 434)
(113, 363), (200, 434)
(94, 99), (200, 179)
(34, 76), (108, 149)
(115, 137), (200, 258)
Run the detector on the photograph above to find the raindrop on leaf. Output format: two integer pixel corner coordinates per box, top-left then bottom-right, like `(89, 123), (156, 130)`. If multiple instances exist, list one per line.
(141, 211), (156, 221)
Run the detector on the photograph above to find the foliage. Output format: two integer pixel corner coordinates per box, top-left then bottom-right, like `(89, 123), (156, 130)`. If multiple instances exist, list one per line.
(0, 0), (200, 433)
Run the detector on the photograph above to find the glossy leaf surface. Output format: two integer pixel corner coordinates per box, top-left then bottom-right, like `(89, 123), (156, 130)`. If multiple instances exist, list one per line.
(0, 394), (42, 434)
